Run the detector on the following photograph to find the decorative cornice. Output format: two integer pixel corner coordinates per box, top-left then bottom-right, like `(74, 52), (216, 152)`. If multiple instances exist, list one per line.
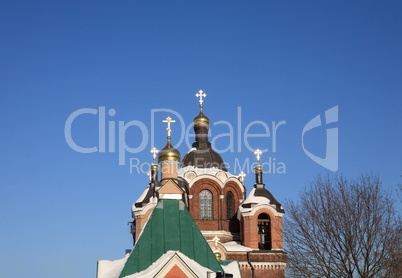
(201, 230), (233, 237)
(132, 202), (157, 217)
(239, 262), (287, 270)
(241, 203), (284, 217)
(183, 173), (246, 195)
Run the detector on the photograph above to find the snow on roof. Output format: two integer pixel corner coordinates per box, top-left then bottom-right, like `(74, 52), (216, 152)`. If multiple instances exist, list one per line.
(123, 251), (212, 278)
(221, 261), (242, 278)
(242, 188), (270, 206)
(186, 147), (197, 154)
(121, 199), (224, 276)
(98, 250), (241, 278)
(178, 165), (236, 179)
(134, 187), (149, 204)
(131, 188), (159, 213)
(222, 241), (252, 252)
(97, 254), (129, 278)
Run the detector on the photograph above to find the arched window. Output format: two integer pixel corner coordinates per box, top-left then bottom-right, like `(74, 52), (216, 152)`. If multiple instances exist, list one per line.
(258, 213), (272, 250)
(199, 190), (213, 220)
(226, 191), (235, 220)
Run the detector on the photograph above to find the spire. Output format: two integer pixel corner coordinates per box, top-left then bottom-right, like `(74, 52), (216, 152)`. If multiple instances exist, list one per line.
(196, 89), (207, 111)
(253, 149), (264, 187)
(133, 147), (160, 208)
(158, 116), (181, 179)
(193, 90), (210, 144)
(239, 171), (246, 183)
(182, 90), (227, 171)
(241, 148), (284, 213)
(151, 147), (159, 164)
(149, 147), (159, 192)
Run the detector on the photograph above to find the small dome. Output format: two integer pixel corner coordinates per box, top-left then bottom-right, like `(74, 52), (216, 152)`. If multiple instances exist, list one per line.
(182, 107), (227, 171)
(193, 111), (210, 127)
(254, 164), (263, 173)
(158, 137), (181, 162)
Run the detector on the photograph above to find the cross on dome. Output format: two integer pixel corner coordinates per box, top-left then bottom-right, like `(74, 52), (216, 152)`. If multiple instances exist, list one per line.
(162, 116), (176, 137)
(212, 236), (220, 248)
(195, 90), (207, 107)
(150, 147), (159, 163)
(254, 149), (263, 163)
(239, 171), (246, 182)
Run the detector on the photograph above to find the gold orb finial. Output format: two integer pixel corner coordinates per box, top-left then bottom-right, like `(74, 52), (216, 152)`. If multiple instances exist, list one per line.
(253, 149), (264, 173)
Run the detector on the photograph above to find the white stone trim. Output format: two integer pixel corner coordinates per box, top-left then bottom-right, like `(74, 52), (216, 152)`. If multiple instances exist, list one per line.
(159, 193), (182, 200)
(201, 230), (233, 237)
(241, 203), (284, 217)
(215, 171), (228, 182)
(155, 254), (198, 278)
(179, 167), (245, 191)
(224, 176), (246, 194)
(251, 262), (287, 270)
(183, 171), (197, 182)
(239, 262), (287, 270)
(132, 202), (156, 217)
(187, 175), (225, 189)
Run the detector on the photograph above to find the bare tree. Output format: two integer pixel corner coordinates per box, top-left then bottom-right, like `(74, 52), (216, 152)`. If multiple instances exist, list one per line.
(284, 174), (402, 278)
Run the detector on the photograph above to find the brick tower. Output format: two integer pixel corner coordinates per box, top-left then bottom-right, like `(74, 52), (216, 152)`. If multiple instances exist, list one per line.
(178, 91), (287, 277)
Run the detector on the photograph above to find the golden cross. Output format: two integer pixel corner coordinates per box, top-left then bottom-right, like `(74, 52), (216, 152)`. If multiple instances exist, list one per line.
(150, 147), (159, 163)
(162, 116), (176, 137)
(254, 149), (262, 163)
(195, 90), (207, 106)
(212, 236), (220, 247)
(239, 171), (246, 182)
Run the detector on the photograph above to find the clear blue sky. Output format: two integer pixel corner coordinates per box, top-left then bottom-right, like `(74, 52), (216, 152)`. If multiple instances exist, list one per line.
(0, 1), (401, 277)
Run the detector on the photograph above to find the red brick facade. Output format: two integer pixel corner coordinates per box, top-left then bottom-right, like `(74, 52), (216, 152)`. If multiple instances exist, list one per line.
(241, 208), (283, 250)
(187, 177), (286, 278)
(164, 264), (188, 278)
(188, 178), (243, 236)
(133, 205), (154, 241)
(133, 176), (286, 278)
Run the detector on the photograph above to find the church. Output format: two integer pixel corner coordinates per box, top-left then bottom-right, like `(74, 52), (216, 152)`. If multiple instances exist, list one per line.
(97, 91), (287, 278)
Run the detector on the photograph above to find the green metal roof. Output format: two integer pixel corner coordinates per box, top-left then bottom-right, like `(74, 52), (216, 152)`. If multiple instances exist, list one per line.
(119, 199), (224, 278)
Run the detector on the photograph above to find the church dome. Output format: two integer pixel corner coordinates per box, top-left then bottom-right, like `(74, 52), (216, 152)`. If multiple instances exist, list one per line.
(158, 137), (181, 162)
(182, 145), (227, 171)
(182, 96), (227, 171)
(193, 111), (210, 127)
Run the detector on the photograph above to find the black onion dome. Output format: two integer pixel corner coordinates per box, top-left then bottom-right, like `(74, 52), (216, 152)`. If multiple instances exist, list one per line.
(182, 110), (227, 171)
(182, 145), (227, 171)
